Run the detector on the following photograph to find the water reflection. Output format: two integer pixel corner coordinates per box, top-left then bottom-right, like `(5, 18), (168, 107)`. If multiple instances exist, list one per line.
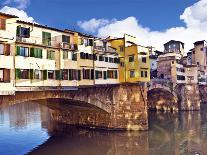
(1, 101), (207, 155)
(0, 102), (50, 155)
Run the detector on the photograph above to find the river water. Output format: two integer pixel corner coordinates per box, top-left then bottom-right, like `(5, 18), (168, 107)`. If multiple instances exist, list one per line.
(0, 102), (207, 155)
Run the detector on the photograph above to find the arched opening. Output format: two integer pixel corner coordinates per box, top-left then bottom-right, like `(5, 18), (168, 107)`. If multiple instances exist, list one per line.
(147, 88), (178, 111)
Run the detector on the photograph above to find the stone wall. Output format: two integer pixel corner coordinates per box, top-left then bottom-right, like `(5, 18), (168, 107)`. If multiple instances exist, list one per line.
(50, 84), (148, 131)
(0, 84), (148, 131)
(176, 84), (200, 111)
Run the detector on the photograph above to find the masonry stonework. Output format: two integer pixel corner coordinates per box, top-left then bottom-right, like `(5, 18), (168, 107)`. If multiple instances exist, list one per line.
(0, 84), (148, 131)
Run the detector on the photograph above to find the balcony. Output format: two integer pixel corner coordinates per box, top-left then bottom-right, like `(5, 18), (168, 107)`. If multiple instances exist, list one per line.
(94, 46), (116, 54)
(16, 37), (60, 48)
(60, 42), (78, 51)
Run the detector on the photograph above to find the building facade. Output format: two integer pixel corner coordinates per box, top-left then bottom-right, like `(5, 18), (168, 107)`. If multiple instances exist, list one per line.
(0, 12), (151, 95)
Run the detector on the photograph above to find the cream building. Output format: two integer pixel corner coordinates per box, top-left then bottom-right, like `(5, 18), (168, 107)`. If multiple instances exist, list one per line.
(0, 12), (121, 95)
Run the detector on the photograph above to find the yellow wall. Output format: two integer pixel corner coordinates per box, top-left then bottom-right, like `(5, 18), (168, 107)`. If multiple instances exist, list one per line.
(109, 38), (125, 82)
(137, 45), (150, 82)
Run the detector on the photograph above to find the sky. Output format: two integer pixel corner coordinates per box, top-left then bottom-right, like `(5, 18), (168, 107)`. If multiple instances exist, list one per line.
(0, 0), (206, 52)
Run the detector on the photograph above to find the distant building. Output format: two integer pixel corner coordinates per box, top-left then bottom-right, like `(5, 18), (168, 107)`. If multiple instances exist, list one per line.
(164, 40), (184, 56)
(149, 50), (163, 79)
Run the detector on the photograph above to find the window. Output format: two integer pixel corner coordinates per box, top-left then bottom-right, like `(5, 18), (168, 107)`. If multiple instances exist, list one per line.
(107, 70), (118, 79)
(120, 62), (125, 67)
(0, 44), (4, 55)
(201, 48), (203, 51)
(62, 35), (70, 43)
(99, 56), (104, 61)
(130, 70), (135, 78)
(0, 69), (10, 82)
(95, 70), (103, 79)
(142, 57), (147, 63)
(141, 71), (148, 78)
(109, 57), (113, 63)
(129, 55), (134, 62)
(0, 18), (6, 30)
(120, 46), (124, 52)
(62, 70), (68, 80)
(84, 39), (93, 46)
(105, 57), (109, 62)
(83, 69), (91, 79)
(48, 70), (55, 79)
(114, 58), (120, 64)
(34, 70), (41, 79)
(177, 75), (185, 81)
(172, 61), (174, 64)
(16, 26), (30, 38)
(80, 52), (86, 59)
(30, 48), (42, 58)
(0, 69), (3, 82)
(42, 32), (51, 46)
(15, 69), (29, 79)
(104, 71), (107, 80)
(16, 46), (29, 57)
(72, 53), (77, 61)
(47, 50), (55, 60)
(63, 51), (68, 59)
(69, 69), (81, 81)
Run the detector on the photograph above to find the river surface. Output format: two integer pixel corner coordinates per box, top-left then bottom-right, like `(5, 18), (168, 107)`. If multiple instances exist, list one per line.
(0, 102), (207, 155)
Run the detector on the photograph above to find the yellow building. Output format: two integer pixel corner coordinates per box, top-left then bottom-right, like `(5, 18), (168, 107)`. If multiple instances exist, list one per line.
(109, 34), (150, 83)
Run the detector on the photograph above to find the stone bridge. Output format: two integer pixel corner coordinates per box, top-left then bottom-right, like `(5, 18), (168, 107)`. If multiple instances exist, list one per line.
(0, 84), (148, 131)
(147, 79), (201, 111)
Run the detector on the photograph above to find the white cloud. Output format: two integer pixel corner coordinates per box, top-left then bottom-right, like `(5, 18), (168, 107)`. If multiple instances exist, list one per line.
(77, 0), (207, 52)
(77, 18), (116, 33)
(0, 6), (35, 22)
(3, 0), (30, 10)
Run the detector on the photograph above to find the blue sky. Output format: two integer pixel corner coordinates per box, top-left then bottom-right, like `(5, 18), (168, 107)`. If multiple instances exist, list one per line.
(1, 0), (207, 51)
(0, 0), (198, 31)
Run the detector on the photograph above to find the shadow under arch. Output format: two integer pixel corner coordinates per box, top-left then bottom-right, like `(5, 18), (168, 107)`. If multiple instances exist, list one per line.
(147, 88), (179, 111)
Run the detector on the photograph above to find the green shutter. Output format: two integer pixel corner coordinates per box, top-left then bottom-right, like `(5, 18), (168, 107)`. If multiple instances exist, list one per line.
(114, 70), (118, 79)
(34, 48), (38, 58)
(16, 46), (20, 56)
(15, 69), (20, 79)
(30, 48), (34, 57)
(39, 49), (42, 58)
(29, 69), (34, 79)
(16, 26), (21, 36)
(104, 71), (107, 80)
(43, 70), (47, 80)
(55, 70), (60, 80)
(78, 70), (81, 81)
(69, 69), (72, 80)
(95, 71), (98, 79)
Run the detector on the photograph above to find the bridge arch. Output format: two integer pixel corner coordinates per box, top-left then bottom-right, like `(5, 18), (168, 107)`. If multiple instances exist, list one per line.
(147, 83), (179, 111)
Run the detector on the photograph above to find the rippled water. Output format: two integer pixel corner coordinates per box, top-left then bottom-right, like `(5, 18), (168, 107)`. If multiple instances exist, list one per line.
(0, 102), (207, 155)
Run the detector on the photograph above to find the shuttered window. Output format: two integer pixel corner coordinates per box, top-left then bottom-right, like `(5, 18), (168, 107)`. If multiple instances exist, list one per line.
(0, 69), (3, 82)
(42, 32), (51, 46)
(104, 71), (107, 80)
(15, 69), (29, 79)
(0, 18), (6, 30)
(62, 35), (70, 43)
(16, 46), (29, 57)
(0, 69), (10, 83)
(47, 50), (55, 60)
(30, 48), (42, 58)
(62, 69), (68, 80)
(0, 44), (4, 55)
(16, 26), (30, 38)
